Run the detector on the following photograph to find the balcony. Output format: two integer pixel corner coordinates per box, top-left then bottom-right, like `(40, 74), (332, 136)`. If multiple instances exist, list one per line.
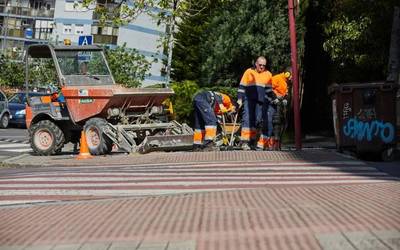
(93, 34), (118, 45)
(92, 3), (120, 21)
(2, 28), (51, 41)
(1, 6), (55, 18)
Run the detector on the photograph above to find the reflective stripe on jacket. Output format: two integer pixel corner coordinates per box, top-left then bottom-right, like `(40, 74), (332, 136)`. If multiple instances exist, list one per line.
(238, 68), (272, 102)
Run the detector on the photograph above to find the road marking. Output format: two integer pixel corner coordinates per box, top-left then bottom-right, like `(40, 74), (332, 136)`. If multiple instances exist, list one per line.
(0, 178), (396, 188)
(0, 143), (29, 148)
(0, 142), (31, 153)
(3, 149), (32, 152)
(0, 172), (389, 182)
(0, 159), (393, 206)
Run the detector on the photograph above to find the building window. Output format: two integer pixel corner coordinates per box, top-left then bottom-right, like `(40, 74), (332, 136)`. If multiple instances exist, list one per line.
(75, 24), (84, 35)
(63, 24), (72, 34)
(34, 20), (53, 40)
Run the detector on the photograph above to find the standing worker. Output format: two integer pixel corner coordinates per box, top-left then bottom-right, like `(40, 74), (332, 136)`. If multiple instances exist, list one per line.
(193, 91), (235, 151)
(264, 71), (291, 150)
(237, 56), (272, 150)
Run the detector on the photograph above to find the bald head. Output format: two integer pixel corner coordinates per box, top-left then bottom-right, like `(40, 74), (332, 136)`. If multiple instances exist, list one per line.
(255, 56), (267, 72)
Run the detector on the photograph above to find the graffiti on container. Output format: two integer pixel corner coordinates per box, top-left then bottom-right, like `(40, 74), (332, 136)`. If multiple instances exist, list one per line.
(342, 102), (352, 120)
(343, 117), (395, 143)
(356, 108), (376, 120)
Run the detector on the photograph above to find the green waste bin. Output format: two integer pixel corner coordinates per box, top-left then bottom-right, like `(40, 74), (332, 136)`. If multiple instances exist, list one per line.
(328, 82), (398, 161)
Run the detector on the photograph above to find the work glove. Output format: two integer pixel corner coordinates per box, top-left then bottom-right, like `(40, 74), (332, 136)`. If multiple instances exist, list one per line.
(271, 99), (280, 105)
(237, 99), (243, 108)
(219, 105), (228, 113)
(227, 106), (236, 115)
(282, 99), (288, 106)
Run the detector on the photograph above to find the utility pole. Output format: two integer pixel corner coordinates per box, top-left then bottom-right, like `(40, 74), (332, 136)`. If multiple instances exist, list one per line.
(288, 0), (302, 150)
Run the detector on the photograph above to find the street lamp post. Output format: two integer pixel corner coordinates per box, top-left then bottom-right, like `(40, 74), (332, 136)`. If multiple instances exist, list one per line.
(288, 0), (302, 150)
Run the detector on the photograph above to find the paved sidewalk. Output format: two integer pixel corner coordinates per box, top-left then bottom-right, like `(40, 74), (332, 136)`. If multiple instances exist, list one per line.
(1, 147), (351, 168)
(0, 181), (399, 250)
(0, 148), (399, 249)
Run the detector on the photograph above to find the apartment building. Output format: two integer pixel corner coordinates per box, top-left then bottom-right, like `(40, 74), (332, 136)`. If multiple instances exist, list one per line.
(0, 0), (167, 86)
(0, 0), (55, 58)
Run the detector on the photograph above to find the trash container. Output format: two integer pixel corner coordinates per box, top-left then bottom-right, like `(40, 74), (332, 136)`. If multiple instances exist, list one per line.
(328, 82), (398, 161)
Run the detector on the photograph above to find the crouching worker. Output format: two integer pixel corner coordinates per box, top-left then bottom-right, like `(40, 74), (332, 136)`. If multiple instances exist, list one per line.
(193, 91), (235, 151)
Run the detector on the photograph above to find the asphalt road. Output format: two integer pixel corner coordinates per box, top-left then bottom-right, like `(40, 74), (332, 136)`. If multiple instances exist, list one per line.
(0, 127), (28, 143)
(0, 127), (30, 157)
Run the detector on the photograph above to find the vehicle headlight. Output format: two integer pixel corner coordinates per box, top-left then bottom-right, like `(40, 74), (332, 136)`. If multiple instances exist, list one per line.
(15, 109), (26, 116)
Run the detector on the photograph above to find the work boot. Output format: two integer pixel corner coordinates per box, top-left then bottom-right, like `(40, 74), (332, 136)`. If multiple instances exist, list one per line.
(193, 144), (203, 152)
(268, 138), (276, 151)
(265, 137), (273, 151)
(241, 142), (251, 151)
(202, 140), (219, 152)
(274, 140), (281, 150)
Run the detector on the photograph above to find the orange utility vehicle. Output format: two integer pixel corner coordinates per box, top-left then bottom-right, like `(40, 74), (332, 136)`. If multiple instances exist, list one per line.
(25, 44), (193, 155)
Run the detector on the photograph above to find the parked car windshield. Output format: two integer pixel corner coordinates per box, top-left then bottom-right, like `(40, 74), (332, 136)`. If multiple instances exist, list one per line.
(55, 50), (114, 86)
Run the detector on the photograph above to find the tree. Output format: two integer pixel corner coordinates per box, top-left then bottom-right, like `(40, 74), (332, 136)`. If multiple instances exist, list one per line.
(104, 44), (152, 87)
(199, 0), (297, 88)
(29, 59), (57, 87)
(321, 0), (399, 82)
(169, 80), (199, 124)
(81, 0), (230, 86)
(171, 0), (224, 82)
(0, 55), (24, 87)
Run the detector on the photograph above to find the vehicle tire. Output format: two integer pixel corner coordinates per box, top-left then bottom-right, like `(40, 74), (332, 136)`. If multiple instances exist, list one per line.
(30, 120), (65, 155)
(0, 113), (9, 128)
(84, 118), (113, 155)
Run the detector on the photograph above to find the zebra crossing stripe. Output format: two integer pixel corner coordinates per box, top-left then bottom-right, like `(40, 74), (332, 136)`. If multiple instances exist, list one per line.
(0, 143), (30, 148)
(0, 158), (394, 206)
(3, 149), (32, 152)
(0, 138), (29, 144)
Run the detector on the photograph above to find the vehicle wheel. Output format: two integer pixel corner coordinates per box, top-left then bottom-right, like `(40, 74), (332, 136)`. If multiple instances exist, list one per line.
(84, 118), (112, 155)
(30, 120), (65, 155)
(0, 113), (9, 128)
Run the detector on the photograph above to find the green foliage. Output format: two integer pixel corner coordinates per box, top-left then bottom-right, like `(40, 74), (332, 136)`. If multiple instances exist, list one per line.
(169, 80), (199, 123)
(0, 56), (55, 87)
(0, 55), (24, 87)
(29, 59), (57, 86)
(104, 44), (152, 87)
(323, 16), (371, 63)
(198, 0), (296, 87)
(172, 0), (224, 82)
(320, 0), (399, 82)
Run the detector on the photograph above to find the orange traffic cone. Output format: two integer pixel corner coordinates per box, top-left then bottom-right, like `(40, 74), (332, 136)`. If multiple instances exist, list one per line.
(76, 130), (93, 160)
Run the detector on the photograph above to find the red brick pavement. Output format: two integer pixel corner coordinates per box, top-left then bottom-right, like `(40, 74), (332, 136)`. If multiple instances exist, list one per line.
(1, 149), (399, 249)
(3, 149), (359, 167)
(0, 150), (395, 205)
(0, 182), (399, 249)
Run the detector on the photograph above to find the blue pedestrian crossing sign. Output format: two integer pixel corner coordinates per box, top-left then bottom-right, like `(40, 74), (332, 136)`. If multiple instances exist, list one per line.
(78, 35), (93, 46)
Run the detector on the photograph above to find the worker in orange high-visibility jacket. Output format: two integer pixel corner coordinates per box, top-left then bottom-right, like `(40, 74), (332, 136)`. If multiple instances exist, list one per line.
(237, 56), (272, 150)
(193, 91), (235, 151)
(263, 71), (290, 150)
